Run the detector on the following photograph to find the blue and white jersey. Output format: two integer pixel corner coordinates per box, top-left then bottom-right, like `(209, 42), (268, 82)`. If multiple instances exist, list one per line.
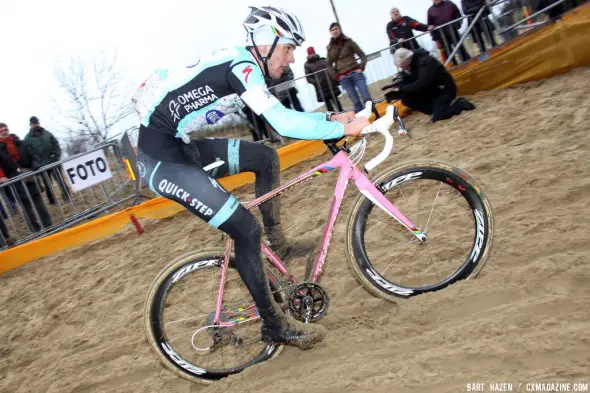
(132, 46), (344, 142)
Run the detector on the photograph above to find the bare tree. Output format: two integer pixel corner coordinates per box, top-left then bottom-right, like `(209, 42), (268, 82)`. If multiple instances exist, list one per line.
(63, 133), (90, 156)
(54, 51), (137, 147)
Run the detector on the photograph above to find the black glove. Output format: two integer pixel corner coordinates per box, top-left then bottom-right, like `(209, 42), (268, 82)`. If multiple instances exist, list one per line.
(385, 90), (404, 103)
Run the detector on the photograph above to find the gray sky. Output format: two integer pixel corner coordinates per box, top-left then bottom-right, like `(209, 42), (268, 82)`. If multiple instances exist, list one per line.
(0, 0), (441, 138)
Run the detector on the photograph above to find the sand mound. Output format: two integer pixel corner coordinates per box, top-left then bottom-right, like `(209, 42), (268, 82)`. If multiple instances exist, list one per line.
(1, 67), (589, 393)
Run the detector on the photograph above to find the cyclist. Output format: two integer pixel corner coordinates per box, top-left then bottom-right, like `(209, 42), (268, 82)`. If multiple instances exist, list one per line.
(132, 6), (370, 349)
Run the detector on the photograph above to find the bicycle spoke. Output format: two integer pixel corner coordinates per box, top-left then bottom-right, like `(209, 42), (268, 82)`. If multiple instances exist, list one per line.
(166, 328), (200, 345)
(423, 243), (442, 284)
(166, 313), (209, 326)
(379, 238), (420, 275)
(423, 182), (443, 234)
(396, 184), (419, 220)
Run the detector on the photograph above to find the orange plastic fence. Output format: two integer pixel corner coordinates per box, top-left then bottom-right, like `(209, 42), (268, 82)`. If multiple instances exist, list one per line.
(2, 3), (590, 274)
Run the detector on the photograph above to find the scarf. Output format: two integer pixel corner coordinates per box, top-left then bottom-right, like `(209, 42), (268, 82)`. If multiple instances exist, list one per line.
(1, 135), (20, 162)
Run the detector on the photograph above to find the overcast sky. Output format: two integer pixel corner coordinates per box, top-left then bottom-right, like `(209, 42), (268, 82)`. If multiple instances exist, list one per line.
(0, 0), (444, 138)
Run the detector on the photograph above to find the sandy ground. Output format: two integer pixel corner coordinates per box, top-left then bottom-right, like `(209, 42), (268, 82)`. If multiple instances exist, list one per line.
(1, 67), (589, 393)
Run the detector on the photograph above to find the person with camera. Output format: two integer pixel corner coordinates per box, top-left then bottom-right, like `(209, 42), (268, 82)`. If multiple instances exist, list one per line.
(382, 48), (475, 122)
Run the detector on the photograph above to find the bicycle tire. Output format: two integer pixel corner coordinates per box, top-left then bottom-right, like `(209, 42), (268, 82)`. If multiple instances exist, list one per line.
(346, 160), (494, 301)
(144, 248), (285, 384)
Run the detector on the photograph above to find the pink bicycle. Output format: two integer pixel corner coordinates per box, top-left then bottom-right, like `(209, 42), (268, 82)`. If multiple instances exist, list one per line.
(144, 104), (494, 383)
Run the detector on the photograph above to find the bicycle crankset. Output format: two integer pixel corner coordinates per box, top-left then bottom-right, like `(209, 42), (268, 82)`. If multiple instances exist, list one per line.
(288, 283), (330, 323)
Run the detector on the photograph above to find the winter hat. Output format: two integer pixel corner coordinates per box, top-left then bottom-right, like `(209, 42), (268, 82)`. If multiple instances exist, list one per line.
(394, 48), (414, 67)
(29, 116), (39, 125)
(307, 47), (316, 56)
(329, 22), (340, 31)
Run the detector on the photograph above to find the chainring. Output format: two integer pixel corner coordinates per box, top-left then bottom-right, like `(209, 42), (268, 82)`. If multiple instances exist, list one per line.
(288, 283), (330, 323)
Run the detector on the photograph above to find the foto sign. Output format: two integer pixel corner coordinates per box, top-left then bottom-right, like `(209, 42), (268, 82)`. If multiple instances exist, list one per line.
(62, 149), (113, 192)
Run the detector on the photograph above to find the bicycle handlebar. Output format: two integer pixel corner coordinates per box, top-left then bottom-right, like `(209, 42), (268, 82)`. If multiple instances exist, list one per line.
(357, 102), (396, 172)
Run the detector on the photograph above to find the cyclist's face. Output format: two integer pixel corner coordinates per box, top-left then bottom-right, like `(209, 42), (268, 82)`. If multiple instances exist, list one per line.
(268, 44), (296, 79)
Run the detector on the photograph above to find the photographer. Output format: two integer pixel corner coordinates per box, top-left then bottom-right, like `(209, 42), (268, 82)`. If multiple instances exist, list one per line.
(383, 48), (475, 122)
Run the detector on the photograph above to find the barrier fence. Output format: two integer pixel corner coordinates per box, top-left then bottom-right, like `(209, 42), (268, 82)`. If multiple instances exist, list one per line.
(0, 138), (139, 250)
(262, 0), (587, 118)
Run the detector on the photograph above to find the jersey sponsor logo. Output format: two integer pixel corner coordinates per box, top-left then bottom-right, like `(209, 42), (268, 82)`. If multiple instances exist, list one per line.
(157, 179), (214, 216)
(205, 109), (225, 125)
(137, 161), (146, 178)
(168, 85), (220, 122)
(169, 101), (181, 122)
(242, 65), (253, 84)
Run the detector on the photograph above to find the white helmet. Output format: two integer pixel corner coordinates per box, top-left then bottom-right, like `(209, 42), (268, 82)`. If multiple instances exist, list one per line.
(244, 6), (306, 47)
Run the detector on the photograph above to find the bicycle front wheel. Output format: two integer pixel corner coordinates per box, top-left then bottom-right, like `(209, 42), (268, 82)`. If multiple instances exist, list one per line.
(347, 160), (494, 300)
(144, 249), (285, 384)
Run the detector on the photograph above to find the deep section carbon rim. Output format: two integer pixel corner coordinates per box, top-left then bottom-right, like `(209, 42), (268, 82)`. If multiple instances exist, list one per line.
(147, 254), (281, 381)
(350, 166), (492, 297)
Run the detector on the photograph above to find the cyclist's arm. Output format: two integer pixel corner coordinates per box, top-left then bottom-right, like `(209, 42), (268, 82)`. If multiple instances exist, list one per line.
(228, 62), (344, 140)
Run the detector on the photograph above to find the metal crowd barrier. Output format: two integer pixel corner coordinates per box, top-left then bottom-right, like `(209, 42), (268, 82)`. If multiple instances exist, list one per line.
(3, 0), (585, 251)
(0, 139), (139, 250)
(254, 0), (588, 119)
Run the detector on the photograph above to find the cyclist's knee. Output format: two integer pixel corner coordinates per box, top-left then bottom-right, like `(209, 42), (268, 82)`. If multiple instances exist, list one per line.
(218, 204), (261, 244)
(245, 141), (279, 170)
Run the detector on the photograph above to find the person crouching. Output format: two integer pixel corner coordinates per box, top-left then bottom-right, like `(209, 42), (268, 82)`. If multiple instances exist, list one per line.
(387, 47), (475, 122)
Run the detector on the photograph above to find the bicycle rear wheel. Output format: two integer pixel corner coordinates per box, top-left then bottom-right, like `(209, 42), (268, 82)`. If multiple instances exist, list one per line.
(144, 249), (285, 384)
(347, 160), (494, 300)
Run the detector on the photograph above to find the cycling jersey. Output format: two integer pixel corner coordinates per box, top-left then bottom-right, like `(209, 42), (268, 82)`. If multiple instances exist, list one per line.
(132, 46), (345, 143)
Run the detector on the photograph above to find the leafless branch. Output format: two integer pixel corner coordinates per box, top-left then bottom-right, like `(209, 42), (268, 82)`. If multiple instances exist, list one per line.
(53, 51), (135, 152)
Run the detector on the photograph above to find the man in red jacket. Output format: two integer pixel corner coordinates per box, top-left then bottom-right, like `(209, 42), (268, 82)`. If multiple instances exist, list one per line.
(386, 7), (434, 53)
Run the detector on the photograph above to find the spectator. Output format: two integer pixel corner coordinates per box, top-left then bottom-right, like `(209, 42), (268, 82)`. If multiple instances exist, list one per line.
(386, 7), (434, 53)
(461, 0), (498, 53)
(268, 66), (304, 112)
(385, 48), (475, 122)
(327, 22), (379, 117)
(0, 162), (15, 247)
(304, 47), (343, 112)
(428, 0), (472, 65)
(25, 116), (71, 204)
(242, 106), (269, 142)
(0, 122), (53, 232)
(536, 0), (582, 20)
(496, 0), (519, 41)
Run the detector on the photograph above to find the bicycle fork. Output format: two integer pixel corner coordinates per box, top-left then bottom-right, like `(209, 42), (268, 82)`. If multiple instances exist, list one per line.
(352, 167), (427, 242)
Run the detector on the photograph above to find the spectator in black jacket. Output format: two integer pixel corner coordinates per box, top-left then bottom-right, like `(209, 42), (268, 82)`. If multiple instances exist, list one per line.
(536, 0), (582, 20)
(0, 153), (15, 247)
(385, 48), (475, 122)
(304, 47), (343, 112)
(428, 0), (471, 65)
(0, 122), (52, 233)
(461, 0), (498, 53)
(386, 7), (434, 53)
(25, 116), (71, 204)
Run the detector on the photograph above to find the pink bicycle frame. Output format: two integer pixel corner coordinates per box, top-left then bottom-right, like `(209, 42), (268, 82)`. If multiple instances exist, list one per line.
(214, 149), (425, 325)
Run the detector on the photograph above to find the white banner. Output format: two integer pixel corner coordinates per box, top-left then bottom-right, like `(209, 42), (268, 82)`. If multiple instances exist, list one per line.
(62, 149), (113, 192)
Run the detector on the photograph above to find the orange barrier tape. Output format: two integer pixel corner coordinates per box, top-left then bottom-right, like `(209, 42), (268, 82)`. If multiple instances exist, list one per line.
(0, 140), (331, 272)
(2, 3), (590, 274)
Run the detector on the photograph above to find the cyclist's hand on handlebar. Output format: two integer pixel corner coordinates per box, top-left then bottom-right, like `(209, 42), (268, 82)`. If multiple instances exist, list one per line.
(329, 111), (356, 123)
(343, 117), (370, 137)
